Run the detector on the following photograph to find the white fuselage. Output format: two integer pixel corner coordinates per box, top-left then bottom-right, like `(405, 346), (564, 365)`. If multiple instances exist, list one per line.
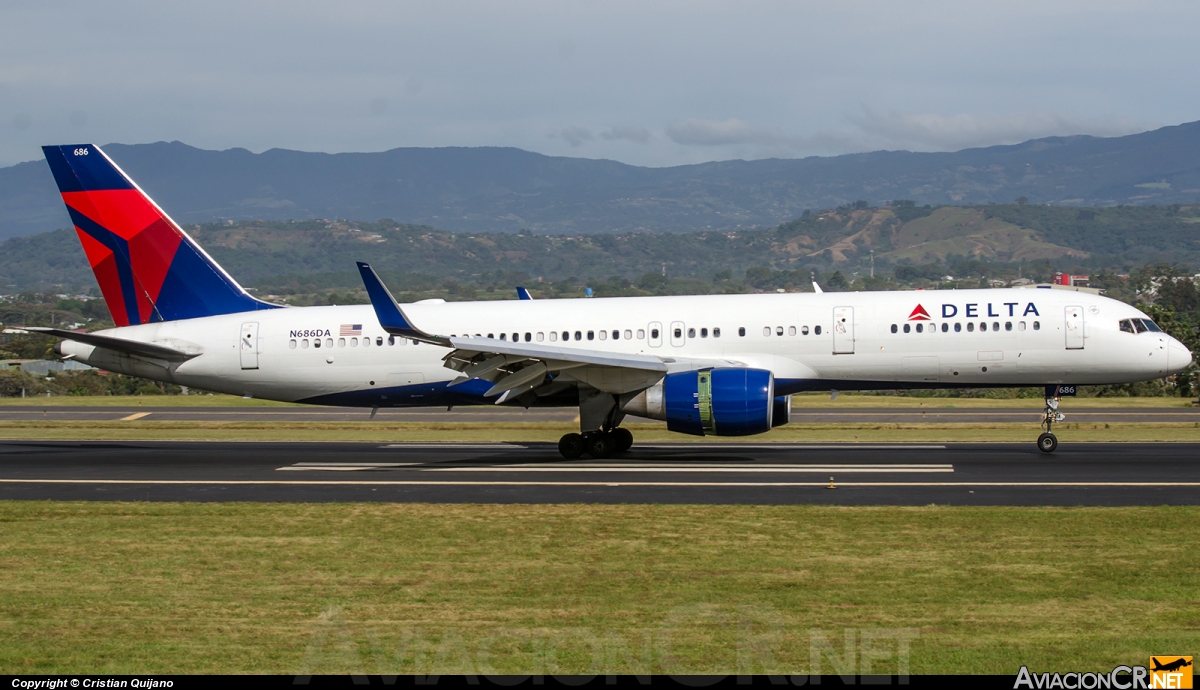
(59, 288), (1192, 407)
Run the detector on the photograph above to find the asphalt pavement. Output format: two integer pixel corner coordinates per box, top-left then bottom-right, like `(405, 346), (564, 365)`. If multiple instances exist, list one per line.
(0, 439), (1197, 505)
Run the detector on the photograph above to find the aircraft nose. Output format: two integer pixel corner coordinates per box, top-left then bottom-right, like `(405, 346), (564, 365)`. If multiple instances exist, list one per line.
(1168, 338), (1194, 373)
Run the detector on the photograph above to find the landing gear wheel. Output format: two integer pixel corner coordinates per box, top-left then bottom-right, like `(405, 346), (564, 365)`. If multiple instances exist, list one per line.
(1037, 432), (1058, 453)
(585, 432), (615, 459)
(610, 428), (634, 453)
(558, 433), (585, 459)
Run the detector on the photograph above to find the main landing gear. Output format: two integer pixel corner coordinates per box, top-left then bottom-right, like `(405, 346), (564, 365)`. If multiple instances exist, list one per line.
(1038, 396), (1066, 453)
(558, 427), (634, 459)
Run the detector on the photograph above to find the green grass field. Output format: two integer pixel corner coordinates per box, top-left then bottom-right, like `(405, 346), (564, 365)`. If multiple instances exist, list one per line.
(0, 420), (1196, 443)
(0, 502), (1196, 675)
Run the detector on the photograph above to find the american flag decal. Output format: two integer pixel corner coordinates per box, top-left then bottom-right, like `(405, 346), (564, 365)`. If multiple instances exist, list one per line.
(340, 324), (363, 336)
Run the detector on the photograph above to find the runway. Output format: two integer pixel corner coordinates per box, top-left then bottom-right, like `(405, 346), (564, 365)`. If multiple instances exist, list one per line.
(1, 439), (1198, 505)
(0, 405), (1194, 423)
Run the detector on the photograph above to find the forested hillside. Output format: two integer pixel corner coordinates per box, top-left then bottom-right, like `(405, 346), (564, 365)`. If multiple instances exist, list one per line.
(5, 120), (1200, 240)
(2, 203), (1197, 296)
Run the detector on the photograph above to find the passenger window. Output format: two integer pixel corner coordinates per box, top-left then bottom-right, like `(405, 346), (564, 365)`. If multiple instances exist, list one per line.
(814, 325), (822, 335)
(512, 333), (519, 341)
(763, 327), (770, 336)
(625, 329), (633, 339)
(891, 324), (898, 333)
(587, 330), (595, 340)
(599, 330), (607, 340)
(289, 339), (297, 349)
(374, 337), (381, 347)
(339, 337), (346, 347)
(801, 326), (809, 335)
(739, 327), (746, 337)
(562, 331), (569, 341)
(549, 332), (558, 342)
(1033, 321), (1040, 330)
(674, 328), (683, 338)
(613, 330), (620, 340)
(636, 329), (645, 339)
(1018, 322), (1026, 331)
(993, 322), (1000, 331)
(687, 328), (695, 338)
(314, 339), (322, 348)
(980, 323), (987, 332)
(776, 326), (784, 336)
(954, 323), (961, 332)
(941, 323), (948, 332)
(700, 328), (708, 338)
(967, 323), (975, 332)
(362, 337), (369, 347)
(713, 327), (721, 338)
(487, 333), (494, 339)
(916, 323), (923, 333)
(351, 337), (358, 346)
(650, 329), (659, 339)
(302, 339), (310, 348)
(537, 332), (544, 342)
(788, 326), (796, 336)
(500, 333), (507, 341)
(903, 324), (911, 333)
(525, 332), (532, 342)
(387, 336), (394, 346)
(575, 331), (583, 341)
(1005, 322), (1013, 331)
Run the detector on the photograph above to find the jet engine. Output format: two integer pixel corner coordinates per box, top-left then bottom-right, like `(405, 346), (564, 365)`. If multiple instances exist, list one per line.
(622, 368), (775, 436)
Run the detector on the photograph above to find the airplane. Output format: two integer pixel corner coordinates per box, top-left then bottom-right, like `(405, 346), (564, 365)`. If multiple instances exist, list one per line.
(27, 143), (1194, 457)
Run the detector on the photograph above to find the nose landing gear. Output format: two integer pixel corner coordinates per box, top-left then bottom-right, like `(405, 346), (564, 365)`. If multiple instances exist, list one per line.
(1037, 396), (1065, 453)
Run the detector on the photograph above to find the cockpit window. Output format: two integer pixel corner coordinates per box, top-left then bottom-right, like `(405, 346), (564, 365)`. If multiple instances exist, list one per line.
(1133, 319), (1148, 333)
(1119, 319), (1135, 333)
(1143, 319), (1162, 332)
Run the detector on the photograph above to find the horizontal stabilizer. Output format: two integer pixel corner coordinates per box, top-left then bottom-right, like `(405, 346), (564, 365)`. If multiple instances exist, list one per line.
(14, 327), (198, 361)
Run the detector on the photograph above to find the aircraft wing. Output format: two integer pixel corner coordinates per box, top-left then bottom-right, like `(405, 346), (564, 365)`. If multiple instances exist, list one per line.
(8, 327), (199, 361)
(440, 336), (669, 402)
(357, 261), (673, 402)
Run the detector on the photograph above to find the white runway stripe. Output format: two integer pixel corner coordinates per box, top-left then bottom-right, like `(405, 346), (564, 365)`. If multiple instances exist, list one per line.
(2, 478), (1199, 488)
(424, 465), (955, 474)
(376, 443), (948, 450)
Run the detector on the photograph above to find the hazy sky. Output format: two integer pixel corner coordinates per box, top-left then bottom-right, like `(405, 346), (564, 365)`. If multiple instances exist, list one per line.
(2, 1), (1196, 168)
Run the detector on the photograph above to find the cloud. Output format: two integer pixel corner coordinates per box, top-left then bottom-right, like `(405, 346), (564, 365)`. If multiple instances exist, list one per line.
(665, 118), (794, 147)
(845, 108), (1145, 151)
(548, 126), (593, 147)
(599, 126), (650, 143)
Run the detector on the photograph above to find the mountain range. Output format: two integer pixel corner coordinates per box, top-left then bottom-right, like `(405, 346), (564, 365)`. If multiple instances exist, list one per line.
(3, 120), (1200, 241)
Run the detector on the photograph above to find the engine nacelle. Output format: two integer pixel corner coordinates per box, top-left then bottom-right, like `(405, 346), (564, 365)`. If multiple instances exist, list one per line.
(772, 395), (791, 428)
(622, 368), (775, 436)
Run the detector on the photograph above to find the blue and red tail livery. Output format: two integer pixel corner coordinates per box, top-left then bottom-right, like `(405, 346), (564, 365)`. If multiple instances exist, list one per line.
(42, 144), (276, 325)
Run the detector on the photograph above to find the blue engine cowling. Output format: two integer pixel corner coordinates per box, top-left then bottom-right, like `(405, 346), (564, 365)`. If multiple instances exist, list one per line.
(663, 368), (774, 436)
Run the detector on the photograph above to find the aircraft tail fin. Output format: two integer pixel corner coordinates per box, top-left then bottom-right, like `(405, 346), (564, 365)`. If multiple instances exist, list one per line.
(41, 144), (276, 326)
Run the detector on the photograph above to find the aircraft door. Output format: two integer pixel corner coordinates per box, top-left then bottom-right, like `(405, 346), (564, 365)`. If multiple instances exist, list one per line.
(648, 321), (663, 348)
(1064, 306), (1084, 350)
(832, 307), (854, 354)
(670, 321), (686, 347)
(240, 321), (260, 369)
